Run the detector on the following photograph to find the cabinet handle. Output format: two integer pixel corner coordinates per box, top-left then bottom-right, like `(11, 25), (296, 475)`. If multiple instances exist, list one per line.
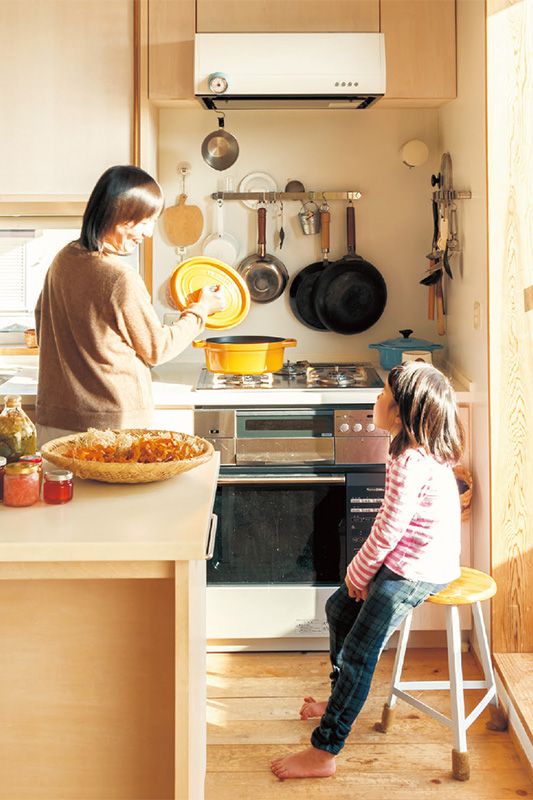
(205, 513), (218, 560)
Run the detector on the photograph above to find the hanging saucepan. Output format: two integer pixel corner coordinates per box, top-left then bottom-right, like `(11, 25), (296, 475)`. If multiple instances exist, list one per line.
(314, 204), (387, 335)
(289, 207), (330, 330)
(238, 206), (288, 303)
(201, 113), (239, 172)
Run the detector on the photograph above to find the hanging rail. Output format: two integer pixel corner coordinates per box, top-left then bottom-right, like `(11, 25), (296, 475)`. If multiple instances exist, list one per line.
(210, 190), (362, 202)
(432, 189), (472, 202)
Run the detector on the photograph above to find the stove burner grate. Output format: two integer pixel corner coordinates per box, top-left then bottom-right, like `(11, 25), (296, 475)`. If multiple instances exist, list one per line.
(213, 372), (274, 388)
(275, 360), (310, 378)
(306, 364), (369, 388)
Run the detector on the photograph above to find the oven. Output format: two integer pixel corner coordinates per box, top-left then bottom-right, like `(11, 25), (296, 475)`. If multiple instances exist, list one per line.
(195, 405), (389, 647)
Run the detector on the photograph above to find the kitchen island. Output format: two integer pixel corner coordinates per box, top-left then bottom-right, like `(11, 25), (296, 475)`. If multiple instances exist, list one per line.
(0, 453), (220, 800)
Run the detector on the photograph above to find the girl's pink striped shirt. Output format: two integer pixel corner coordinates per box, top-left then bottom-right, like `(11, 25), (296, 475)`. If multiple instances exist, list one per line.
(346, 448), (461, 590)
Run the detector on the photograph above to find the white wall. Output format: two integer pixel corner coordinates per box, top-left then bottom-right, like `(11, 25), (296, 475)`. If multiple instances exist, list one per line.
(152, 107), (443, 362)
(438, 0), (489, 576)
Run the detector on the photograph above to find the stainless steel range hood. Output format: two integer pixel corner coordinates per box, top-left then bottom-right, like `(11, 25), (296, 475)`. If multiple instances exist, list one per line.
(194, 33), (386, 110)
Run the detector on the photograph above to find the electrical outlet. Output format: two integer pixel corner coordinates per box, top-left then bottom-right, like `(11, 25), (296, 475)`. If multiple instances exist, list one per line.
(473, 301), (481, 330)
(163, 313), (181, 325)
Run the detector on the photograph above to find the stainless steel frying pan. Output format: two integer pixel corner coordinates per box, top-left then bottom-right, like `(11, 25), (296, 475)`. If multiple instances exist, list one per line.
(238, 206), (288, 303)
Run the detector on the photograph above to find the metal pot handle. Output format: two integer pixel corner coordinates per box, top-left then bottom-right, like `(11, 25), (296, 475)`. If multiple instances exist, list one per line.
(281, 338), (297, 348)
(192, 340), (206, 349)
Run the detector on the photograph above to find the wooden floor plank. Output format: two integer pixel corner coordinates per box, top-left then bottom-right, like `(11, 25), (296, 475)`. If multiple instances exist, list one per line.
(205, 770), (531, 800)
(206, 649), (533, 798)
(207, 740), (522, 772)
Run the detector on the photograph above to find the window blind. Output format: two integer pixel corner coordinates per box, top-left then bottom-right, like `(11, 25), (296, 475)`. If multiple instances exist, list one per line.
(0, 238), (27, 312)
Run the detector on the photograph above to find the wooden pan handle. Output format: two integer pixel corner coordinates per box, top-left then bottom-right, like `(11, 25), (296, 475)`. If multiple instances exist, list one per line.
(320, 210), (330, 258)
(257, 206), (267, 257)
(346, 204), (356, 255)
(428, 283), (435, 320)
(436, 278), (446, 335)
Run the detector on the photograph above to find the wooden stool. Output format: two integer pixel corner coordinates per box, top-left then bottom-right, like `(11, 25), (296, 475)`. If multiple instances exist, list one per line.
(375, 567), (508, 781)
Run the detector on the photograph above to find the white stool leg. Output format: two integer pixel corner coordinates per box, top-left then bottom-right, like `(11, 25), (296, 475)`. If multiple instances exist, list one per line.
(375, 609), (413, 733)
(472, 601), (508, 731)
(446, 604), (470, 780)
(387, 609), (413, 708)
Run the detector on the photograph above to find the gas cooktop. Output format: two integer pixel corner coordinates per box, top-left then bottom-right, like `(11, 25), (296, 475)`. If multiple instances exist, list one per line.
(196, 361), (383, 390)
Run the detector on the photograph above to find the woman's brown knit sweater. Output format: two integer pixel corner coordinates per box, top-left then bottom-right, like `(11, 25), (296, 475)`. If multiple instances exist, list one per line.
(35, 241), (205, 431)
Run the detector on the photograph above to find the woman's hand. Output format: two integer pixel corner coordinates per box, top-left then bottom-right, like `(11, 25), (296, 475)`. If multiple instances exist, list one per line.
(197, 285), (227, 316)
(345, 575), (368, 602)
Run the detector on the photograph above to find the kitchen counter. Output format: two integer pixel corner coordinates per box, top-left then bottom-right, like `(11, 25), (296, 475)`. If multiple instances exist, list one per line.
(0, 355), (473, 410)
(0, 453), (220, 800)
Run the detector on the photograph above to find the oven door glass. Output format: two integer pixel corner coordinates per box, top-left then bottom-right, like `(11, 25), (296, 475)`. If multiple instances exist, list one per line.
(208, 475), (346, 586)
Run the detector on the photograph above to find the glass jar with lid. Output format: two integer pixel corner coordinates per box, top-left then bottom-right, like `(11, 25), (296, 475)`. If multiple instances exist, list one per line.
(0, 455), (6, 501)
(0, 396), (37, 463)
(43, 469), (74, 505)
(3, 462), (40, 507)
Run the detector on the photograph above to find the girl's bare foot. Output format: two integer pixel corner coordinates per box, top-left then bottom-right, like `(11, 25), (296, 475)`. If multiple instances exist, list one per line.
(271, 746), (336, 780)
(299, 696), (328, 719)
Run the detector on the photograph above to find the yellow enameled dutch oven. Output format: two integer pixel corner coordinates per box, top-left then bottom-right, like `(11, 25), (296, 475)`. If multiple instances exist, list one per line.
(192, 336), (297, 375)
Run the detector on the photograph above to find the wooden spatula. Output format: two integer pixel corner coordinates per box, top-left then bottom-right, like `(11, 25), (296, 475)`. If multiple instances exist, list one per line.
(162, 194), (204, 247)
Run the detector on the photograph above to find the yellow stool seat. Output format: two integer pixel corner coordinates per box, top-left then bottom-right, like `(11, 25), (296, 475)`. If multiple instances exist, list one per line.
(428, 566), (497, 606)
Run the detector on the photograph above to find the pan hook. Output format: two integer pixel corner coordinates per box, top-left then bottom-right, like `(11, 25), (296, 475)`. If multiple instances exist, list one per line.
(320, 192), (330, 212)
(216, 111), (226, 128)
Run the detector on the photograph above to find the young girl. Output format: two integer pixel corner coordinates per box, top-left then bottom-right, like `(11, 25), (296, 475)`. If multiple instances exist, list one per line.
(271, 361), (464, 781)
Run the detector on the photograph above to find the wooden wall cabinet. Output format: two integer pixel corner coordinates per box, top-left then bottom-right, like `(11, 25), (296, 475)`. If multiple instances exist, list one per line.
(379, 0), (456, 106)
(148, 0), (456, 106)
(195, 0), (380, 32)
(0, 1), (133, 195)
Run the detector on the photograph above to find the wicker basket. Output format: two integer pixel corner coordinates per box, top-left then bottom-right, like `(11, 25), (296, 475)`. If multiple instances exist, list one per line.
(41, 430), (214, 484)
(453, 464), (473, 520)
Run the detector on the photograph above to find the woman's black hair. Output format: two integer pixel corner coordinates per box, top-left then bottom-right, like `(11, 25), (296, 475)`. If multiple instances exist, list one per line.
(387, 362), (464, 464)
(79, 165), (164, 252)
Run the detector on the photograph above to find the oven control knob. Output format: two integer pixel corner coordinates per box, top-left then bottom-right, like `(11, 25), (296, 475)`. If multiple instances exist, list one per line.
(352, 423), (363, 432)
(366, 423), (376, 432)
(339, 422), (350, 433)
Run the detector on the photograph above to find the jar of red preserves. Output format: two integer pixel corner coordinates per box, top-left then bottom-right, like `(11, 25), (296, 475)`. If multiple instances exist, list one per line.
(0, 455), (6, 501)
(43, 469), (74, 505)
(3, 462), (40, 507)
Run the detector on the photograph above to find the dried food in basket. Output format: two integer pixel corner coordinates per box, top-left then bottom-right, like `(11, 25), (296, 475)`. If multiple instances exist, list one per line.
(453, 464), (473, 520)
(41, 429), (214, 484)
(63, 428), (201, 463)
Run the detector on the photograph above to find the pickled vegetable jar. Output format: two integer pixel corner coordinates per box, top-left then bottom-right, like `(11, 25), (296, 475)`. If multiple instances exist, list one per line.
(3, 462), (40, 507)
(0, 396), (37, 463)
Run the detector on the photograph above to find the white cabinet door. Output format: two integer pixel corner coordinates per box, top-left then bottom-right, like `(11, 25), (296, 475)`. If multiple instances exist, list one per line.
(0, 1), (133, 195)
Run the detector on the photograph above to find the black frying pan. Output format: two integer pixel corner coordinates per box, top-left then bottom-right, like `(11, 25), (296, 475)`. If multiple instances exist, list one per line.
(289, 209), (330, 330)
(314, 205), (387, 335)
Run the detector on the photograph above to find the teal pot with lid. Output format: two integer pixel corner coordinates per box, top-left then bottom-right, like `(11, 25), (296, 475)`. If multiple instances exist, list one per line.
(369, 329), (443, 370)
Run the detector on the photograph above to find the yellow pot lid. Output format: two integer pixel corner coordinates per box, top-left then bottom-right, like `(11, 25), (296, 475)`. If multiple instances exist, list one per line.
(169, 257), (250, 330)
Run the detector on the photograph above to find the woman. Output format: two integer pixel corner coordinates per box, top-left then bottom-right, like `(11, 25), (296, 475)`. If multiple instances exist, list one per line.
(35, 165), (225, 445)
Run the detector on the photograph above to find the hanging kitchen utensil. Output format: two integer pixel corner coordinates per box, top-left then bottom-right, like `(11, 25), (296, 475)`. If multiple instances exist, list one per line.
(201, 113), (239, 172)
(238, 172), (277, 209)
(202, 198), (240, 266)
(420, 198), (442, 319)
(169, 255), (250, 331)
(289, 207), (331, 331)
(237, 206), (288, 304)
(435, 275), (446, 335)
(314, 204), (387, 335)
(278, 199), (285, 250)
(297, 201), (321, 235)
(162, 167), (204, 252)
